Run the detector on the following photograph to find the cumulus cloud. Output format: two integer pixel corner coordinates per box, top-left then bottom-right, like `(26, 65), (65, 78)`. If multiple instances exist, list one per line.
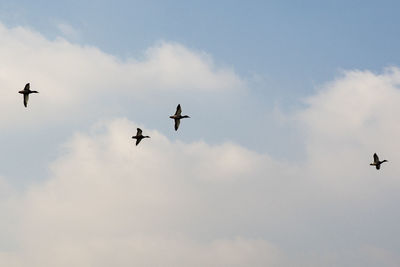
(299, 68), (400, 196)
(0, 119), (287, 266)
(0, 22), (399, 266)
(0, 93), (400, 266)
(0, 22), (245, 128)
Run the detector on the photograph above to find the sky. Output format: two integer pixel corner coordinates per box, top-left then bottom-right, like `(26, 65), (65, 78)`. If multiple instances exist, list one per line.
(0, 1), (399, 266)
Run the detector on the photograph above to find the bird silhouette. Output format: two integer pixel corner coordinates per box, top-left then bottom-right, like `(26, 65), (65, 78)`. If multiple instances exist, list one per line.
(370, 153), (388, 170)
(132, 128), (150, 146)
(169, 104), (190, 131)
(18, 83), (38, 107)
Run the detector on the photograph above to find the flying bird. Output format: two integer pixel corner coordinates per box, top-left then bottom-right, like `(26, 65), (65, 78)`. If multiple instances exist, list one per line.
(169, 104), (190, 131)
(132, 128), (150, 146)
(18, 83), (38, 107)
(370, 153), (388, 170)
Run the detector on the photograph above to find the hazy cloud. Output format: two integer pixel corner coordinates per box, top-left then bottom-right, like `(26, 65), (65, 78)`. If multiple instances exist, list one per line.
(56, 23), (80, 41)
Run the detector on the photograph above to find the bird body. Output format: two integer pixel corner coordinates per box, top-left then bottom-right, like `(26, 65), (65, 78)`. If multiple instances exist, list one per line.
(18, 83), (38, 107)
(132, 128), (150, 146)
(370, 153), (388, 170)
(170, 104), (190, 131)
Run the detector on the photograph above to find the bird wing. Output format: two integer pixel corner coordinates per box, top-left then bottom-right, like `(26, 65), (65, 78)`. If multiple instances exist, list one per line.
(136, 138), (141, 146)
(174, 119), (180, 131)
(23, 94), (29, 107)
(137, 128), (142, 135)
(376, 164), (380, 170)
(175, 104), (182, 116)
(373, 153), (379, 163)
(24, 83), (30, 91)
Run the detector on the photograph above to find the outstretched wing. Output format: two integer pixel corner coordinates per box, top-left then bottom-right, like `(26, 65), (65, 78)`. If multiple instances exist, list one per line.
(376, 164), (380, 170)
(24, 83), (30, 91)
(373, 153), (379, 163)
(137, 128), (142, 136)
(175, 104), (182, 116)
(174, 119), (180, 131)
(136, 138), (142, 146)
(23, 94), (29, 107)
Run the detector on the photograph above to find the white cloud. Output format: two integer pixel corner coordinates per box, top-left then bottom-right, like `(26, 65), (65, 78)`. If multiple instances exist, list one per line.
(0, 23), (245, 128)
(0, 96), (399, 265)
(0, 118), (287, 266)
(298, 68), (400, 198)
(0, 22), (399, 266)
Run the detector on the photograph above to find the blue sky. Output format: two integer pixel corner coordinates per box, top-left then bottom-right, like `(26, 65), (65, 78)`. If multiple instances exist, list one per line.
(2, 0), (400, 99)
(0, 1), (400, 266)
